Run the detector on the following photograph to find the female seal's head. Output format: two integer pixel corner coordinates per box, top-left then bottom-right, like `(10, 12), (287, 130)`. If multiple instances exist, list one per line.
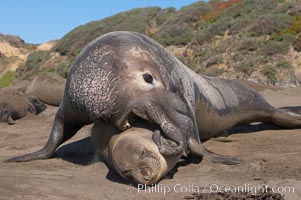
(110, 128), (168, 185)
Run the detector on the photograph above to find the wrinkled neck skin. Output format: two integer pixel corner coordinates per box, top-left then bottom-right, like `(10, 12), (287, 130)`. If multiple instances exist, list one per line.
(139, 35), (252, 142)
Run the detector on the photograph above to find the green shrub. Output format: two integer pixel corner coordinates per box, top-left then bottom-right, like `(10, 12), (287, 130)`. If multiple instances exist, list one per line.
(16, 50), (50, 79)
(55, 7), (162, 57)
(192, 29), (212, 45)
(0, 71), (16, 88)
(155, 23), (193, 46)
(207, 16), (232, 36)
(57, 61), (71, 78)
(229, 16), (255, 34)
(206, 56), (224, 67)
(269, 32), (294, 42)
(238, 37), (259, 51)
(155, 7), (176, 26)
(179, 2), (210, 23)
(247, 13), (293, 36)
(259, 40), (290, 56)
(261, 65), (277, 84)
(276, 61), (292, 69)
(237, 56), (256, 75)
(206, 68), (224, 76)
(293, 33), (301, 52)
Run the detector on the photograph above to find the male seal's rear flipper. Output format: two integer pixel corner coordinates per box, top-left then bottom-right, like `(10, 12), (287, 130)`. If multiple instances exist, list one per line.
(187, 138), (240, 165)
(278, 106), (301, 116)
(270, 107), (301, 128)
(5, 108), (84, 162)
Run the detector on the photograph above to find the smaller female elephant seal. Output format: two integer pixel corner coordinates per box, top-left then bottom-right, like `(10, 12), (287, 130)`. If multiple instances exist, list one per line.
(91, 121), (182, 185)
(26, 72), (66, 106)
(0, 92), (47, 124)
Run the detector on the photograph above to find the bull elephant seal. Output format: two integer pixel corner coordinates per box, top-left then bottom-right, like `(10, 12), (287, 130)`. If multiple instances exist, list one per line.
(91, 121), (182, 185)
(26, 72), (66, 106)
(7, 31), (301, 163)
(0, 91), (47, 124)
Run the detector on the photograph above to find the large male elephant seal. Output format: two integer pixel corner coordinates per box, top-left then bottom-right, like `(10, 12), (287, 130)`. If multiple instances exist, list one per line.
(26, 72), (66, 106)
(0, 91), (47, 124)
(7, 31), (301, 163)
(91, 120), (182, 185)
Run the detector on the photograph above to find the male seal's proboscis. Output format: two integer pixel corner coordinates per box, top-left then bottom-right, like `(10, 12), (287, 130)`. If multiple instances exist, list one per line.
(91, 121), (182, 185)
(7, 31), (301, 164)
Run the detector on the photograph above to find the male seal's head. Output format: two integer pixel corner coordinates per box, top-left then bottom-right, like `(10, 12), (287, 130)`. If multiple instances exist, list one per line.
(109, 127), (181, 185)
(68, 31), (194, 156)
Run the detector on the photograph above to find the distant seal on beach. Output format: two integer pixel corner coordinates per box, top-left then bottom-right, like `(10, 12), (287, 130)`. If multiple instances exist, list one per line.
(0, 80), (30, 96)
(26, 72), (66, 106)
(8, 31), (301, 164)
(0, 92), (47, 125)
(91, 121), (182, 185)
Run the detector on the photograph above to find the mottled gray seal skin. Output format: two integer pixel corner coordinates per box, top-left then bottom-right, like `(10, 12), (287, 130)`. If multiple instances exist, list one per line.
(7, 31), (301, 163)
(91, 121), (182, 185)
(0, 92), (47, 125)
(26, 72), (66, 106)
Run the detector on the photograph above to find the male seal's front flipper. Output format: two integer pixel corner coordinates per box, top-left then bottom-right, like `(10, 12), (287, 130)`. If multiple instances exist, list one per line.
(5, 108), (83, 162)
(152, 130), (179, 155)
(187, 138), (240, 165)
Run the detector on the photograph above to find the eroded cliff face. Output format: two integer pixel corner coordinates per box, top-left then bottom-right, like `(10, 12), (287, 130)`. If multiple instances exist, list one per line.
(0, 34), (29, 76)
(0, 34), (57, 84)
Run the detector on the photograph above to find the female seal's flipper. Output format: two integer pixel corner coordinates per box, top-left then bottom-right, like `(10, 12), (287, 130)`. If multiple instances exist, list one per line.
(187, 138), (241, 165)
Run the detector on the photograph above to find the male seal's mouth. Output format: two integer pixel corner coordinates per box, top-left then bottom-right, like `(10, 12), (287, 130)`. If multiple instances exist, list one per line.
(116, 112), (137, 131)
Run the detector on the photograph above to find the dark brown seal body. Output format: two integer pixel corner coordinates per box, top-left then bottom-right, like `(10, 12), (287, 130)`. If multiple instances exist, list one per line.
(26, 72), (66, 106)
(0, 80), (31, 96)
(0, 92), (47, 124)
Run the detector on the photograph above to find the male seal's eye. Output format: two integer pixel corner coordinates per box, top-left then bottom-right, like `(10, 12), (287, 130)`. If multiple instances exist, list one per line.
(143, 73), (153, 84)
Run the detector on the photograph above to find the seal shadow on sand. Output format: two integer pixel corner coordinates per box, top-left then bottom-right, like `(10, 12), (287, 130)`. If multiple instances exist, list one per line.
(54, 136), (129, 185)
(54, 137), (97, 166)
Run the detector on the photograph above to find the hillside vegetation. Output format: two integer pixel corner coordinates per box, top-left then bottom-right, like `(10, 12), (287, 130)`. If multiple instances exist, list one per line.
(7, 0), (301, 86)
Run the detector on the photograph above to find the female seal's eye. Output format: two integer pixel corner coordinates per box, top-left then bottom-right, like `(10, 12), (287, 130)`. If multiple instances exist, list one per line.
(143, 73), (153, 84)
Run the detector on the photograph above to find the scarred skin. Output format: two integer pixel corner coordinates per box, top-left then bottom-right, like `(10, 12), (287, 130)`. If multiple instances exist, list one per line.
(7, 31), (301, 164)
(91, 121), (182, 185)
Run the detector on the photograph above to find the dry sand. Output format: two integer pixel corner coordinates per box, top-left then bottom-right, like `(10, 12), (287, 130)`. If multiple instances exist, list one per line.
(0, 87), (300, 200)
